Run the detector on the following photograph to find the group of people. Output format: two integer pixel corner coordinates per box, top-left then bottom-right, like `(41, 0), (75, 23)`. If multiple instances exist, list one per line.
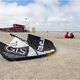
(64, 32), (75, 39)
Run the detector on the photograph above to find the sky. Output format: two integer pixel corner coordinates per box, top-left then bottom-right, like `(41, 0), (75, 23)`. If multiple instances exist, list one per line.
(0, 0), (80, 31)
(3, 0), (69, 6)
(3, 0), (34, 5)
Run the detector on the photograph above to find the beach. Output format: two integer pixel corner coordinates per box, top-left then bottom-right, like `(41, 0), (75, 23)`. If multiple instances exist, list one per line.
(0, 32), (80, 80)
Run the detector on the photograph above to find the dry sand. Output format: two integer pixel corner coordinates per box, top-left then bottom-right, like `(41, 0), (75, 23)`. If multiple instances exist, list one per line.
(0, 32), (80, 80)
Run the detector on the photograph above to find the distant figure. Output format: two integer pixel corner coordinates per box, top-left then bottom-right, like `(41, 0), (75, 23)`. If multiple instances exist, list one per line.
(68, 32), (75, 39)
(64, 32), (69, 38)
(32, 27), (36, 33)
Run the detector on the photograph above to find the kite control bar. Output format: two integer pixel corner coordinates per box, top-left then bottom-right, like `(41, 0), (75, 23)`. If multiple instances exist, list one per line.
(10, 33), (27, 42)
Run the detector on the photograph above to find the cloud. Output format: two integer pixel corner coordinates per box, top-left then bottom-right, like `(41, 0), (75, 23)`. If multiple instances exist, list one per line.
(61, 0), (80, 31)
(0, 0), (80, 31)
(0, 2), (27, 27)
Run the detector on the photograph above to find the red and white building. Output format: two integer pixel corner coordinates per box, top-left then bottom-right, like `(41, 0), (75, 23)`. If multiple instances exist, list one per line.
(0, 24), (29, 32)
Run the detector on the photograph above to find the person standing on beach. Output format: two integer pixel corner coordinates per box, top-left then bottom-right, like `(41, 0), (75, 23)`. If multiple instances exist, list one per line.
(68, 32), (75, 38)
(64, 32), (69, 38)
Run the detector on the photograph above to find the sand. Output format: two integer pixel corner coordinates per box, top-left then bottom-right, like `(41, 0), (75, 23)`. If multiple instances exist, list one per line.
(0, 32), (80, 80)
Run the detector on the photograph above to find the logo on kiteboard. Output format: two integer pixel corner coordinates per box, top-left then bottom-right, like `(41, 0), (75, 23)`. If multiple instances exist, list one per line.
(5, 46), (28, 55)
(10, 41), (18, 46)
(37, 38), (45, 52)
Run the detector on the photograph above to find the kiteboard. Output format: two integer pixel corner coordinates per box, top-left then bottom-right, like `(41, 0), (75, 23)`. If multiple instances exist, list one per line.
(0, 34), (56, 61)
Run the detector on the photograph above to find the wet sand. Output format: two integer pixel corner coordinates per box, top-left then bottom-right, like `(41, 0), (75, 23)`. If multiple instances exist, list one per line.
(0, 32), (80, 80)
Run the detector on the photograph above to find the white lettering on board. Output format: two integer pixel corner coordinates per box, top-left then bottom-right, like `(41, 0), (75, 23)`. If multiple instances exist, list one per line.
(37, 38), (45, 51)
